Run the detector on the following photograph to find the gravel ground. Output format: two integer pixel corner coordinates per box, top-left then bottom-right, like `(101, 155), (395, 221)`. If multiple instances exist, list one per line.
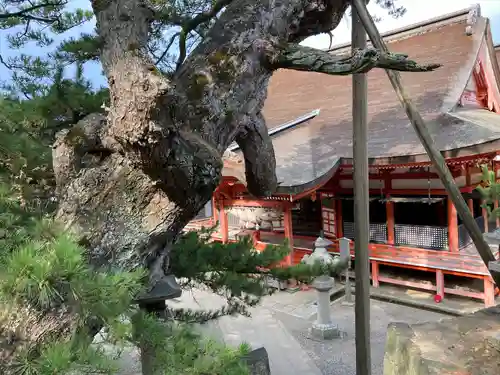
(274, 298), (448, 375)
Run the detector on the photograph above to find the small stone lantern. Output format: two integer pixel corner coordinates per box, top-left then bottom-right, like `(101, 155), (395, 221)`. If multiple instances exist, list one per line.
(484, 232), (500, 273)
(134, 275), (182, 375)
(302, 235), (342, 340)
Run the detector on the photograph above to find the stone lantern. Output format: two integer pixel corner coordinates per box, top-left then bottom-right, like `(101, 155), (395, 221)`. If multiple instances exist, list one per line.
(301, 235), (342, 340)
(484, 231), (500, 273)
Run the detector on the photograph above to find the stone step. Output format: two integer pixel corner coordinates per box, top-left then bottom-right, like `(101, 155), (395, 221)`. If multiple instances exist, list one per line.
(218, 308), (323, 375)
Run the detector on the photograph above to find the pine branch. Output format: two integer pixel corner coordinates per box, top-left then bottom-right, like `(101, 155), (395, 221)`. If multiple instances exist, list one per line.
(176, 0), (234, 69)
(0, 1), (65, 22)
(155, 32), (180, 65)
(270, 44), (441, 75)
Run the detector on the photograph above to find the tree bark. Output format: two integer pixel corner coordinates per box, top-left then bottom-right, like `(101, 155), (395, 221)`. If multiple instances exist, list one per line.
(56, 0), (356, 285)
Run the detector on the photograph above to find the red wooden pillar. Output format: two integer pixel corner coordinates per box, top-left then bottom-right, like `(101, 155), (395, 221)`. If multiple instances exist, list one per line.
(212, 197), (218, 223)
(436, 270), (444, 300)
(336, 199), (343, 238)
(466, 165), (474, 215)
(447, 197), (458, 252)
(371, 261), (379, 287)
(219, 199), (229, 243)
(386, 198), (395, 245)
(467, 199), (474, 213)
(484, 277), (495, 307)
(283, 203), (293, 266)
(482, 199), (489, 233)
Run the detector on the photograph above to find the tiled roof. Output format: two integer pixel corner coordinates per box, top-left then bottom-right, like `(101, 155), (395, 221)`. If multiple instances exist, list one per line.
(232, 7), (500, 193)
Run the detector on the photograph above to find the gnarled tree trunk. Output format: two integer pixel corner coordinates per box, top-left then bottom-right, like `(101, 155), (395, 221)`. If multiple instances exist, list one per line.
(55, 0), (353, 285)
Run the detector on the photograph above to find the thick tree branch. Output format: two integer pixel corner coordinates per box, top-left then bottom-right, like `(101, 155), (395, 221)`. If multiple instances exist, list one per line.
(270, 44), (441, 75)
(235, 112), (277, 197)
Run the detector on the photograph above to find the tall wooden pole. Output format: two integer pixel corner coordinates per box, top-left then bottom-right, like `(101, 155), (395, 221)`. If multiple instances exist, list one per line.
(352, 4), (372, 375)
(351, 0), (500, 287)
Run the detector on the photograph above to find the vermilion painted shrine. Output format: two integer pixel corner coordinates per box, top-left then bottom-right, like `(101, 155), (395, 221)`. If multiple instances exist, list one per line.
(187, 6), (500, 307)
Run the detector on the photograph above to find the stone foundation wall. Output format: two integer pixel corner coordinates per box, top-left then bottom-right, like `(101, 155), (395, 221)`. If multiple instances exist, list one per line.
(383, 306), (500, 375)
(226, 206), (284, 231)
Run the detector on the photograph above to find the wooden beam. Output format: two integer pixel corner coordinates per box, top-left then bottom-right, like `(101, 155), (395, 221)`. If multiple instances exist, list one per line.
(352, 5), (372, 374)
(447, 198), (458, 252)
(352, 0), (500, 288)
(338, 171), (463, 180)
(333, 188), (473, 196)
(225, 199), (288, 208)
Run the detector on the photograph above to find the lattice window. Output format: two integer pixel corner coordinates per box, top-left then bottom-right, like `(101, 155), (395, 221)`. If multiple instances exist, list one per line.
(226, 211), (241, 227)
(394, 224), (448, 250)
(342, 222), (387, 243)
(322, 207), (336, 238)
(343, 221), (355, 240)
(370, 223), (388, 243)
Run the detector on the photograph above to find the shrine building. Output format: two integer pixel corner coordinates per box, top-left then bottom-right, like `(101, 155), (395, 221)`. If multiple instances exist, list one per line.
(186, 5), (500, 307)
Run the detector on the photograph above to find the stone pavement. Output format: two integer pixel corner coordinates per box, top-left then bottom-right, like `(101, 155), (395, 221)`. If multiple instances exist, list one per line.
(95, 287), (451, 375)
(168, 288), (323, 375)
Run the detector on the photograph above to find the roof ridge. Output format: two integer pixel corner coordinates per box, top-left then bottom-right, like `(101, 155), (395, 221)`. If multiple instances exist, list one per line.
(326, 4), (479, 53)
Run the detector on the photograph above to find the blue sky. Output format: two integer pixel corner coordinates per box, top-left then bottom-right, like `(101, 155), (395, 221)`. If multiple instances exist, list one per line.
(1, 1), (500, 90)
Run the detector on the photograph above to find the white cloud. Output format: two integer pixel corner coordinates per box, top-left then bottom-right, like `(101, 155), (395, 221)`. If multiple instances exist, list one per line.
(302, 0), (500, 49)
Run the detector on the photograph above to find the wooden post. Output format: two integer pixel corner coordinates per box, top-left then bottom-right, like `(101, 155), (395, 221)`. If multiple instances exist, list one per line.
(352, 5), (372, 374)
(466, 166), (474, 213)
(283, 204), (293, 266)
(436, 270), (445, 300)
(386, 198), (395, 245)
(484, 277), (495, 307)
(371, 261), (379, 288)
(447, 198), (458, 252)
(483, 200), (489, 233)
(212, 197), (218, 222)
(352, 0), (500, 288)
(336, 199), (344, 238)
(219, 200), (229, 243)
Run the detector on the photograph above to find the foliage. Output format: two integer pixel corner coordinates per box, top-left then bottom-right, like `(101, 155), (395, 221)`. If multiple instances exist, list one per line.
(0, 224), (252, 374)
(0, 194), (343, 374)
(169, 228), (347, 322)
(476, 164), (500, 220)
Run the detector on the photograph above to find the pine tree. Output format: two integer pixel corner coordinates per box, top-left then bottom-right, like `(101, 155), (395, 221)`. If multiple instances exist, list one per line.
(0, 90), (347, 373)
(476, 164), (500, 220)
